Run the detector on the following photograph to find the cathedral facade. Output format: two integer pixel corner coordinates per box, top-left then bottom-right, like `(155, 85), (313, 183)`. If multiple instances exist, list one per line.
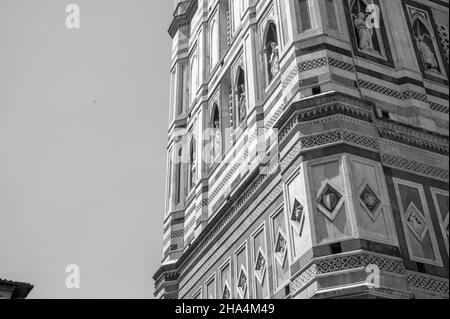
(154, 0), (449, 299)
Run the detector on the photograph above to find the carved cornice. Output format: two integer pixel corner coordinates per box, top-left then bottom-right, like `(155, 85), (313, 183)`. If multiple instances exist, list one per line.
(291, 252), (406, 297)
(276, 92), (375, 151)
(376, 118), (449, 155)
(168, 0), (198, 39)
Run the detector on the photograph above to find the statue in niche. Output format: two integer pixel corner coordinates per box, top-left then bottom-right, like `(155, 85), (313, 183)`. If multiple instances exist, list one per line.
(353, 12), (375, 51)
(238, 84), (246, 123)
(191, 157), (197, 187)
(190, 143), (197, 188)
(269, 42), (280, 78)
(416, 34), (438, 70)
(213, 119), (221, 159)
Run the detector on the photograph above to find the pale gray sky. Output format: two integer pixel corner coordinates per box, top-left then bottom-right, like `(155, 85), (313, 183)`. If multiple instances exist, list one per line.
(0, 0), (172, 298)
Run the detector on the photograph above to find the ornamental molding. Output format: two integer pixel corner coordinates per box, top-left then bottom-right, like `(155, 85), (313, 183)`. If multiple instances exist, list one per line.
(375, 119), (449, 146)
(407, 271), (449, 297)
(377, 127), (449, 156)
(380, 138), (449, 162)
(381, 154), (449, 181)
(168, 0), (198, 38)
(280, 129), (379, 162)
(279, 128), (380, 173)
(280, 56), (445, 114)
(278, 101), (374, 147)
(291, 252), (406, 296)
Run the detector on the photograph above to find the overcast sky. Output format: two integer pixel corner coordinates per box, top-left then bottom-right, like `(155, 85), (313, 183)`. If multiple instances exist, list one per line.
(0, 0), (172, 298)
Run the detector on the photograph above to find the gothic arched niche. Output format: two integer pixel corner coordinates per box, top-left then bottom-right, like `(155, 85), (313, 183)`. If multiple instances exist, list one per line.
(190, 55), (198, 103)
(350, 0), (382, 54)
(236, 67), (246, 126)
(411, 12), (441, 72)
(210, 19), (220, 68)
(188, 136), (197, 190)
(210, 103), (221, 161)
(265, 22), (280, 83)
(175, 145), (183, 205)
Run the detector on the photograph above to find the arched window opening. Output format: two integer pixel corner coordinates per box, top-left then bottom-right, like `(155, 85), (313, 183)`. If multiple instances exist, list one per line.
(265, 23), (280, 83)
(236, 68), (246, 126)
(412, 16), (440, 72)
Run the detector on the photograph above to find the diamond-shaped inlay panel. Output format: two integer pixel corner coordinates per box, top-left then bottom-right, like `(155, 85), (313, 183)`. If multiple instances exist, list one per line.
(359, 182), (382, 221)
(254, 249), (267, 285)
(274, 230), (287, 267)
(291, 199), (306, 236)
(237, 267), (248, 298)
(222, 283), (231, 299)
(405, 202), (429, 242)
(317, 182), (344, 221)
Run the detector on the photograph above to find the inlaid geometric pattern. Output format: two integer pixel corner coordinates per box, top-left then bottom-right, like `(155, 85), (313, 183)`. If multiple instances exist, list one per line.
(290, 199), (306, 236)
(437, 24), (449, 64)
(359, 80), (404, 99)
(299, 129), (379, 152)
(254, 249), (267, 285)
(430, 102), (449, 114)
(291, 253), (406, 296)
(274, 229), (288, 267)
(328, 57), (355, 72)
(359, 182), (382, 221)
(405, 202), (429, 242)
(317, 182), (344, 221)
(171, 229), (185, 239)
(381, 154), (449, 181)
(236, 266), (248, 298)
(298, 57), (328, 72)
(358, 80), (432, 105)
(407, 272), (449, 297)
(222, 282), (231, 299)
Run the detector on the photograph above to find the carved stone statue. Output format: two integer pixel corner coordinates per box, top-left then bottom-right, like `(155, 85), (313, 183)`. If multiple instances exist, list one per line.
(353, 12), (375, 51)
(416, 34), (438, 70)
(238, 84), (246, 123)
(190, 146), (197, 187)
(213, 119), (221, 159)
(269, 42), (280, 78)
